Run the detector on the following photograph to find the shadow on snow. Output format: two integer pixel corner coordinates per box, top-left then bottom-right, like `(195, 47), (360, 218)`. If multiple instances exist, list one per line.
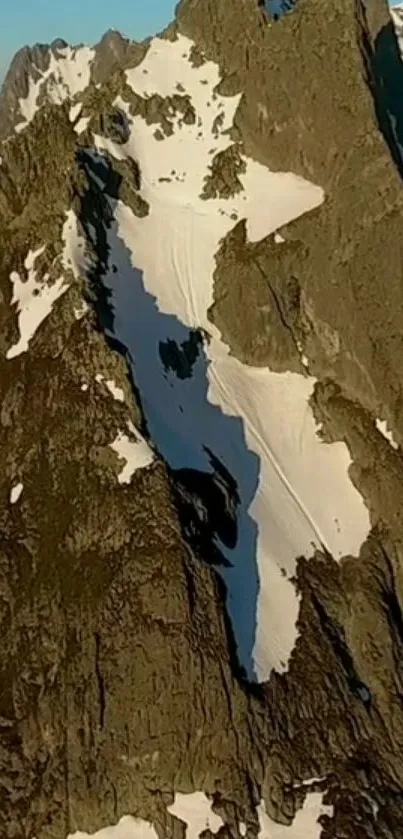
(106, 225), (260, 681)
(77, 157), (261, 681)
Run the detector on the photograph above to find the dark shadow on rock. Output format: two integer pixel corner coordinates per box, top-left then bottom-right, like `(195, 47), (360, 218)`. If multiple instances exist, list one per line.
(361, 17), (403, 179)
(74, 149), (262, 682)
(311, 593), (372, 709)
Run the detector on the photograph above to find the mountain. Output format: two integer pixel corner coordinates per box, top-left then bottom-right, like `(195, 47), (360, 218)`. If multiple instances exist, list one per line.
(0, 31), (147, 139)
(1, 0), (403, 837)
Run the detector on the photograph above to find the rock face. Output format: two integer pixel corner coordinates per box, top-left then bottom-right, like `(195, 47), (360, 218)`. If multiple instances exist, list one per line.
(2, 0), (403, 838)
(0, 40), (68, 137)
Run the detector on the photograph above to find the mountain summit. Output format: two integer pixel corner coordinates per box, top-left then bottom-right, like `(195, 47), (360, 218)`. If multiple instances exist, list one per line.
(2, 0), (403, 837)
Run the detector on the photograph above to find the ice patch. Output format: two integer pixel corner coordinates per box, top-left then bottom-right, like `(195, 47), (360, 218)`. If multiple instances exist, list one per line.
(376, 418), (398, 450)
(257, 794), (332, 839)
(168, 793), (224, 839)
(10, 483), (23, 504)
(15, 46), (94, 133)
(110, 420), (154, 482)
(68, 816), (159, 839)
(100, 34), (370, 679)
(96, 373), (125, 402)
(274, 232), (285, 243)
(7, 245), (69, 359)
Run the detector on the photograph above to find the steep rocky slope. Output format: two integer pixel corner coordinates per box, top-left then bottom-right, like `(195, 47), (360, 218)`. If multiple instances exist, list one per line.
(2, 0), (403, 838)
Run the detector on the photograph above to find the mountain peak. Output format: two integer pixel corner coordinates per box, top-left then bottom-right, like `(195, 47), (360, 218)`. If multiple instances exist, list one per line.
(2, 1), (403, 837)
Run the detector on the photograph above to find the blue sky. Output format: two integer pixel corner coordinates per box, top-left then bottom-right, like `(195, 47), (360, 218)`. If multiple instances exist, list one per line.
(0, 0), (177, 79)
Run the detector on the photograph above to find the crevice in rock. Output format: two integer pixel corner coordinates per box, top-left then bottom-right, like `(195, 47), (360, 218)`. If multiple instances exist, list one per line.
(379, 543), (403, 694)
(311, 592), (372, 708)
(253, 255), (302, 359)
(94, 631), (106, 730)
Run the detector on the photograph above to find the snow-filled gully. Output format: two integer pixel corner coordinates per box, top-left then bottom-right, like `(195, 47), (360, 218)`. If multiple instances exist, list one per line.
(93, 34), (370, 681)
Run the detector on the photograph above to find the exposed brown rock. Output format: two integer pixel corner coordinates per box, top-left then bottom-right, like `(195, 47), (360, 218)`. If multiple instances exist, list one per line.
(2, 0), (403, 837)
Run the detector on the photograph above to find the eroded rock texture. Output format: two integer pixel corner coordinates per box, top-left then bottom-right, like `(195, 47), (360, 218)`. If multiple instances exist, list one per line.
(1, 0), (403, 837)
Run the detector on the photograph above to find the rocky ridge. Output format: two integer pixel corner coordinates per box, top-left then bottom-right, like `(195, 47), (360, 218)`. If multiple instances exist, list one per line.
(1, 1), (403, 838)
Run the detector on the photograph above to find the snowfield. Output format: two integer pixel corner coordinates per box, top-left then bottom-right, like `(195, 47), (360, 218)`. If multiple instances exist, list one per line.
(87, 34), (372, 680)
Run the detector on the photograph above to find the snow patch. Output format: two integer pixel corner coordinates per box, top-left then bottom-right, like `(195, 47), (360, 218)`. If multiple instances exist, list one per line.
(10, 483), (23, 504)
(62, 210), (89, 280)
(69, 101), (83, 122)
(361, 791), (379, 820)
(67, 793), (331, 839)
(257, 794), (332, 839)
(15, 46), (94, 133)
(74, 116), (91, 135)
(74, 300), (90, 320)
(96, 373), (125, 402)
(100, 34), (369, 679)
(110, 421), (154, 482)
(296, 340), (309, 369)
(168, 793), (224, 839)
(376, 418), (398, 450)
(7, 245), (69, 359)
(293, 777), (326, 788)
(68, 816), (159, 839)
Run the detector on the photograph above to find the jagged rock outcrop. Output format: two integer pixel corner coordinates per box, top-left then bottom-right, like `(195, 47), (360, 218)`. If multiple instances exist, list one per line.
(2, 0), (403, 837)
(0, 40), (69, 137)
(0, 104), (263, 838)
